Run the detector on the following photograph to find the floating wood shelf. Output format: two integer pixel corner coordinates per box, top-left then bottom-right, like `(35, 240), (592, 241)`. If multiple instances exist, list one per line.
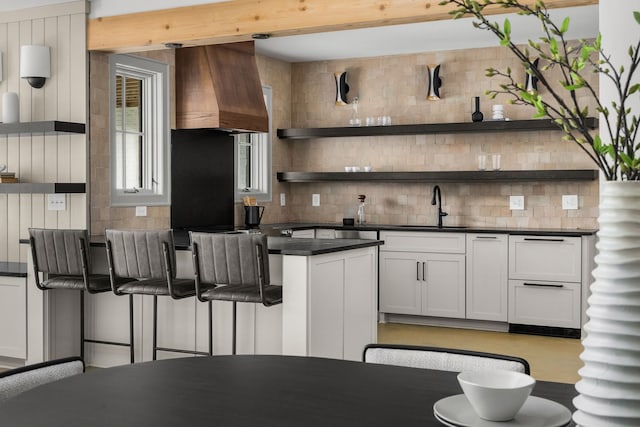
(0, 121), (86, 136)
(277, 118), (598, 140)
(0, 261), (27, 277)
(0, 183), (86, 193)
(277, 170), (599, 183)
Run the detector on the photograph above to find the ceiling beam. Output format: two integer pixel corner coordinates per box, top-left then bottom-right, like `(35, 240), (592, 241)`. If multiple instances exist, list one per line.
(87, 0), (598, 53)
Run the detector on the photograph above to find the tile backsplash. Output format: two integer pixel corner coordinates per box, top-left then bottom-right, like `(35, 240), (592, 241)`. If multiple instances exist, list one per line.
(281, 44), (599, 230)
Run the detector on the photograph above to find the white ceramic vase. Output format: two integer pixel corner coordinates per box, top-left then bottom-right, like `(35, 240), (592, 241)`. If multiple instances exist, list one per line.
(2, 92), (19, 123)
(573, 181), (640, 426)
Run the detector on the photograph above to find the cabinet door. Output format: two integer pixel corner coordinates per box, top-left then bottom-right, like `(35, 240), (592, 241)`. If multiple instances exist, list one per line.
(509, 235), (582, 282)
(308, 255), (345, 359)
(0, 276), (27, 358)
(466, 234), (508, 321)
(421, 253), (466, 319)
(379, 251), (421, 315)
(508, 279), (581, 328)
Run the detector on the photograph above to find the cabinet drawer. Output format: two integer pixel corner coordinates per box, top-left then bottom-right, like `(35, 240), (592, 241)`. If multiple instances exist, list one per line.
(508, 279), (581, 328)
(315, 229), (336, 239)
(380, 231), (465, 254)
(509, 235), (581, 282)
(291, 229), (315, 238)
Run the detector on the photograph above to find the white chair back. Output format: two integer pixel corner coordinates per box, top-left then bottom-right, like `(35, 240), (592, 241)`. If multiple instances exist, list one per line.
(0, 357), (85, 403)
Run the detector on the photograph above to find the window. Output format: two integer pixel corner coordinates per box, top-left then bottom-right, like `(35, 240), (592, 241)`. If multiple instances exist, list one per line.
(109, 54), (170, 206)
(235, 85), (272, 202)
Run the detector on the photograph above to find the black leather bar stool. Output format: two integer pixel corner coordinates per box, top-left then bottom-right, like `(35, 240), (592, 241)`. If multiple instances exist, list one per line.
(190, 232), (282, 355)
(28, 228), (134, 363)
(105, 229), (211, 360)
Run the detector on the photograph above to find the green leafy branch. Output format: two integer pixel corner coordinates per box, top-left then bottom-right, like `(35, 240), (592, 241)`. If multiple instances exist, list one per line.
(441, 0), (640, 180)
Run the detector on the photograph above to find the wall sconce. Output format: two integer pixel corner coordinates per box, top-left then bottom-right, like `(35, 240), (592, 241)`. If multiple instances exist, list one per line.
(334, 71), (350, 105)
(20, 45), (51, 89)
(427, 64), (442, 100)
(525, 58), (540, 93)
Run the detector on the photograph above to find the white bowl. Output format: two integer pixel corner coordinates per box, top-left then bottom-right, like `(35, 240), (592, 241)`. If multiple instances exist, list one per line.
(457, 369), (535, 421)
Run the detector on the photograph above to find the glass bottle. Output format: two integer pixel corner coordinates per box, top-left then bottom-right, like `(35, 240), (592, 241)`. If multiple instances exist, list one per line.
(357, 194), (366, 225)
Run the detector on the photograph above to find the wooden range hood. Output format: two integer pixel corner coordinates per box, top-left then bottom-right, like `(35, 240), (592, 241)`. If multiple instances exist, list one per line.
(175, 42), (268, 132)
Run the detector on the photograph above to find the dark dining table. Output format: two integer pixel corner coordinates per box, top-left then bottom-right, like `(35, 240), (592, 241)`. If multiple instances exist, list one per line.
(0, 355), (576, 426)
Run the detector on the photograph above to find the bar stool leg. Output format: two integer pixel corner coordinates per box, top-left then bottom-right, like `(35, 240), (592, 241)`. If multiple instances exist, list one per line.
(129, 294), (134, 364)
(208, 301), (213, 356)
(232, 301), (237, 355)
(153, 295), (158, 361)
(80, 291), (85, 361)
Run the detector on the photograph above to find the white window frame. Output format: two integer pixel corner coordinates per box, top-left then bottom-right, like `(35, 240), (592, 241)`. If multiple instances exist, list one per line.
(109, 54), (170, 206)
(234, 85), (272, 202)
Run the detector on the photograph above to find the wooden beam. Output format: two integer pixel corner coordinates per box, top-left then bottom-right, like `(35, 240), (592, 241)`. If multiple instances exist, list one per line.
(88, 0), (598, 52)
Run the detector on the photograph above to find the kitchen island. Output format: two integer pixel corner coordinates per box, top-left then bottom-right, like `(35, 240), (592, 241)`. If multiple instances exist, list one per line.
(23, 235), (382, 366)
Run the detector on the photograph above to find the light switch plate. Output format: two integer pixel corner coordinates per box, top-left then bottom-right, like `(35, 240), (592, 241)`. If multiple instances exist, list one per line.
(280, 193), (286, 206)
(509, 195), (524, 210)
(47, 194), (66, 211)
(135, 206), (147, 216)
(312, 193), (320, 207)
(562, 195), (579, 210)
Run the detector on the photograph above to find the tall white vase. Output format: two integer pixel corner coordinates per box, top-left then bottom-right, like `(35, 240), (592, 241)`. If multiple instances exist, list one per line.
(574, 181), (640, 426)
(2, 92), (19, 123)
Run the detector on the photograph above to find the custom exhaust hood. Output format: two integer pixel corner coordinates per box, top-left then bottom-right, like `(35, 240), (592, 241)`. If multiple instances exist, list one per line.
(175, 41), (268, 132)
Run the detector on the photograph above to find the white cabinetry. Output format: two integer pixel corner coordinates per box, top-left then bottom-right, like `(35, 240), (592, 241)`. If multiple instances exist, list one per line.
(508, 236), (582, 329)
(466, 234), (508, 322)
(282, 247), (378, 361)
(379, 232), (466, 319)
(0, 276), (27, 359)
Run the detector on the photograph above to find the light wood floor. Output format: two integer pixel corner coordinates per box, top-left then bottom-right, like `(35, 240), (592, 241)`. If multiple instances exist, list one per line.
(378, 323), (583, 384)
(1, 324), (583, 384)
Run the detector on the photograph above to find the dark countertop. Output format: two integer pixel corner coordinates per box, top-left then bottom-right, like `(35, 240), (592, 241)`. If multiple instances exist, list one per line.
(175, 233), (383, 255)
(266, 236), (383, 255)
(263, 222), (598, 237)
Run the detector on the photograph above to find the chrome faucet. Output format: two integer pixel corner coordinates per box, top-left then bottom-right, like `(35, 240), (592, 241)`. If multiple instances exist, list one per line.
(431, 185), (448, 229)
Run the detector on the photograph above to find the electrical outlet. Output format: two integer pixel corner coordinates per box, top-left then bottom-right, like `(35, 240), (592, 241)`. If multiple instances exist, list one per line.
(509, 195), (524, 210)
(135, 206), (147, 217)
(562, 194), (579, 210)
(280, 193), (286, 206)
(47, 194), (66, 211)
(312, 193), (320, 207)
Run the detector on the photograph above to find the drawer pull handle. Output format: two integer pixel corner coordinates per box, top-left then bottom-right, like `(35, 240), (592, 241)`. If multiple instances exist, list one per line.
(523, 282), (564, 288)
(475, 236), (497, 239)
(523, 238), (565, 242)
(417, 262), (420, 281)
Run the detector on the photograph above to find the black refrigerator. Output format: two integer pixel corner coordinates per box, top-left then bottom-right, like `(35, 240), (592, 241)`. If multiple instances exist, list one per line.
(171, 128), (235, 231)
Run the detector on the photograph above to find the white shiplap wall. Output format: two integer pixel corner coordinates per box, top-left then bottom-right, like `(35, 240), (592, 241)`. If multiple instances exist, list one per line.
(0, 1), (87, 263)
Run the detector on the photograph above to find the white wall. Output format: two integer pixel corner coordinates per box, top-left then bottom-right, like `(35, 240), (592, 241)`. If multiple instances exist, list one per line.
(0, 1), (88, 263)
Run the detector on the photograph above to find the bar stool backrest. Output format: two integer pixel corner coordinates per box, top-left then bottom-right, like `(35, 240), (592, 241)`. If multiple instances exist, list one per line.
(29, 228), (88, 276)
(105, 229), (176, 279)
(191, 233), (270, 287)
